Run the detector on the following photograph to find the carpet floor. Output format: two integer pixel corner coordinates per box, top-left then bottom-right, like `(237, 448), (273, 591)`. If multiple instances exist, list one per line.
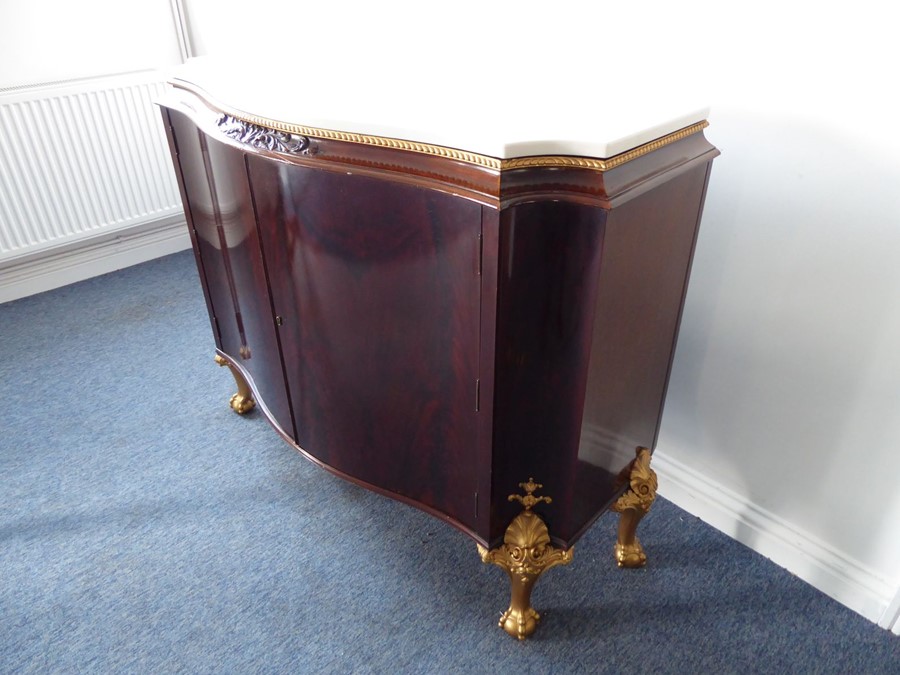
(1, 251), (897, 674)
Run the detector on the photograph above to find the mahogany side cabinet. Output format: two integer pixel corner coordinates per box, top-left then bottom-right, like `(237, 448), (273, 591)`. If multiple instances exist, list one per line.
(158, 61), (718, 639)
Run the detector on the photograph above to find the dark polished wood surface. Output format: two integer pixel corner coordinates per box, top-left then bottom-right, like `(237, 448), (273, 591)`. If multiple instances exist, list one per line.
(164, 109), (294, 436)
(160, 90), (718, 549)
(489, 200), (608, 545)
(248, 158), (483, 534)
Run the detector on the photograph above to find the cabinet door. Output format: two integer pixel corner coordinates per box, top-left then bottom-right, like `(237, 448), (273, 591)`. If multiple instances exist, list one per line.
(167, 111), (294, 438)
(248, 158), (482, 531)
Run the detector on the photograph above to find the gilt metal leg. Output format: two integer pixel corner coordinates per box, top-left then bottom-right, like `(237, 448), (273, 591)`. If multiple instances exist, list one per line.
(214, 353), (255, 414)
(477, 478), (573, 640)
(611, 447), (658, 568)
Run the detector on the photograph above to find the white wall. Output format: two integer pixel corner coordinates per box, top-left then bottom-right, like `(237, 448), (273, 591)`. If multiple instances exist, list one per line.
(185, 0), (900, 628)
(0, 0), (182, 88)
(637, 2), (900, 627)
(661, 10), (900, 629)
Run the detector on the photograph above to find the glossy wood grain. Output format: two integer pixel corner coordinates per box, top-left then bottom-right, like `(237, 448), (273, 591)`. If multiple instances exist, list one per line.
(488, 200), (608, 545)
(165, 110), (294, 437)
(160, 94), (718, 550)
(570, 162), (712, 543)
(248, 158), (484, 534)
(160, 109), (220, 348)
(581, 164), (713, 459)
(487, 164), (714, 548)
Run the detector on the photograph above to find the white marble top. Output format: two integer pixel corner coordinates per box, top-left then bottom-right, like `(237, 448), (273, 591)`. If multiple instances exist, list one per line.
(168, 57), (709, 160)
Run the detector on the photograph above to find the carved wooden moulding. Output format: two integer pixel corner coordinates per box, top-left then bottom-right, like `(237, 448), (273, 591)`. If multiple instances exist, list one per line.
(217, 114), (314, 155)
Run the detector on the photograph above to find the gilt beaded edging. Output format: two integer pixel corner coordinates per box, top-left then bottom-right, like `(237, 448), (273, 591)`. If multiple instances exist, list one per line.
(500, 121), (710, 171)
(173, 81), (707, 172)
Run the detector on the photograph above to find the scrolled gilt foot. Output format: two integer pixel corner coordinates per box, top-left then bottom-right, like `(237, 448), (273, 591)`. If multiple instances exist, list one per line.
(611, 447), (658, 568)
(478, 478), (573, 640)
(614, 532), (647, 568)
(214, 353), (256, 414)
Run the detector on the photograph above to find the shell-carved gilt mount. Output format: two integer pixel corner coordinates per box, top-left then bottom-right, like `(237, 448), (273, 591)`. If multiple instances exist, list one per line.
(494, 478), (568, 577)
(217, 114), (314, 155)
(478, 479), (573, 640)
(486, 507), (572, 581)
(612, 447), (658, 516)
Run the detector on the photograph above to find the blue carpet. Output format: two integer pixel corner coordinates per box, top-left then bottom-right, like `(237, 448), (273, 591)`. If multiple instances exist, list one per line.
(1, 251), (897, 674)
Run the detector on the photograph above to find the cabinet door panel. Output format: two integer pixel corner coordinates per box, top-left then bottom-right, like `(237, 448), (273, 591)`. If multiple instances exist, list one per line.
(249, 158), (482, 530)
(168, 111), (294, 438)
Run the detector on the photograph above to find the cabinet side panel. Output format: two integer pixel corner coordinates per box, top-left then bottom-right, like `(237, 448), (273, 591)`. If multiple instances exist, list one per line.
(576, 163), (712, 528)
(248, 157), (483, 532)
(166, 110), (294, 437)
(160, 108), (220, 348)
(490, 201), (608, 546)
(167, 110), (235, 351)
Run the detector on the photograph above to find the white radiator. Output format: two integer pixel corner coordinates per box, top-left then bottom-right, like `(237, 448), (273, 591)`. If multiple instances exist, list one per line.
(0, 70), (187, 301)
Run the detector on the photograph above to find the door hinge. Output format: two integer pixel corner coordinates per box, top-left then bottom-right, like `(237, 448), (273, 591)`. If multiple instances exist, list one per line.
(475, 378), (480, 412)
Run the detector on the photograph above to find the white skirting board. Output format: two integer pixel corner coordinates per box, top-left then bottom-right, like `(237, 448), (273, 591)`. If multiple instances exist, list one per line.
(883, 589), (900, 635)
(652, 449), (900, 631)
(0, 216), (190, 304)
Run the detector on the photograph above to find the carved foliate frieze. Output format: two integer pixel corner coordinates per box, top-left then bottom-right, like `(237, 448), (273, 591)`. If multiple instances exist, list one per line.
(217, 114), (314, 155)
